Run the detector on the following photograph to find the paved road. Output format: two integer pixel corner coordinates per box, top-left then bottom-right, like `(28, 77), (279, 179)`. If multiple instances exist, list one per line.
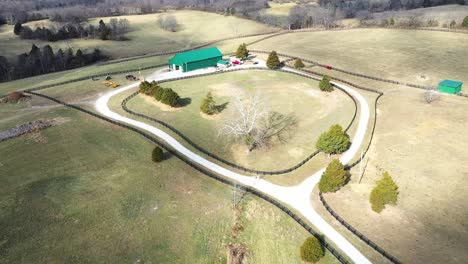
(95, 65), (372, 264)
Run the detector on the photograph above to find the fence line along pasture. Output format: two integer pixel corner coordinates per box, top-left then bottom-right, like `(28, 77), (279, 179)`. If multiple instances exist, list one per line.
(319, 192), (402, 264)
(25, 90), (350, 264)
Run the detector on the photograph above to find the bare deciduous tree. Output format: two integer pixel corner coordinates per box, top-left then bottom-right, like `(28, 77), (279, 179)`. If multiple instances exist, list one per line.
(423, 90), (439, 104)
(157, 15), (178, 32)
(220, 93), (296, 151)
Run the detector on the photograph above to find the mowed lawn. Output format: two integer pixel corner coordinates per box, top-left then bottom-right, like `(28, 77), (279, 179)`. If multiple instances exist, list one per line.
(116, 70), (355, 171)
(0, 10), (274, 60)
(0, 97), (339, 263)
(250, 28), (468, 92)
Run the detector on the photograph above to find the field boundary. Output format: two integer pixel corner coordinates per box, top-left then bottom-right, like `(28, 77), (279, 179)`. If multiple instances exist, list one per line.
(25, 90), (350, 264)
(319, 192), (402, 264)
(122, 67), (358, 175)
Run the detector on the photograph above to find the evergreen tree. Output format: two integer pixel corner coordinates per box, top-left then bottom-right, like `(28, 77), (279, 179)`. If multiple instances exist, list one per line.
(152, 146), (164, 162)
(316, 124), (350, 155)
(300, 237), (325, 263)
(235, 43), (249, 60)
(0, 56), (11, 81)
(200, 92), (217, 115)
(28, 44), (42, 75)
(14, 22), (23, 35)
(41, 45), (55, 73)
(450, 20), (456, 28)
(266, 51), (281, 69)
(155, 87), (165, 101)
(319, 159), (348, 193)
(390, 17), (395, 26)
(294, 58), (305, 69)
(98, 20), (110, 40)
(463, 16), (468, 28)
(370, 172), (399, 213)
(55, 48), (66, 71)
(73, 49), (85, 67)
(319, 75), (333, 92)
(161, 88), (180, 107)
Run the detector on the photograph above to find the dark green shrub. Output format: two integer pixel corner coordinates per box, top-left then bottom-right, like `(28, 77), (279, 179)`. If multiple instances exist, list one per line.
(266, 51), (280, 69)
(463, 16), (468, 28)
(152, 146), (164, 162)
(450, 20), (456, 27)
(319, 159), (348, 193)
(139, 80), (159, 96)
(316, 124), (350, 154)
(294, 58), (305, 69)
(319, 75), (333, 92)
(300, 237), (324, 263)
(154, 87), (165, 101)
(161, 88), (180, 107)
(370, 172), (398, 213)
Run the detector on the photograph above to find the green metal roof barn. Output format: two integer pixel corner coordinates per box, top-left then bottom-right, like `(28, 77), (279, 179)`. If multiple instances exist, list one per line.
(168, 47), (223, 72)
(438, 80), (463, 94)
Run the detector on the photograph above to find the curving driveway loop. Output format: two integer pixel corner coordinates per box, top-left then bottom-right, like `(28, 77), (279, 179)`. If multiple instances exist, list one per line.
(95, 65), (372, 264)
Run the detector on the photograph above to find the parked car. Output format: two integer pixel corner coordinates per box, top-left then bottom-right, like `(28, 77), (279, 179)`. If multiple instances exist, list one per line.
(125, 74), (138, 81)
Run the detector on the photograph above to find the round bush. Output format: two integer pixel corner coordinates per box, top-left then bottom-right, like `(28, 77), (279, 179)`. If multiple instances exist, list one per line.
(152, 146), (164, 162)
(300, 236), (324, 263)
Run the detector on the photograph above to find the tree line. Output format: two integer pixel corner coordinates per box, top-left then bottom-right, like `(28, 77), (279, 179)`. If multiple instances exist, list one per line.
(0, 45), (103, 82)
(14, 18), (130, 42)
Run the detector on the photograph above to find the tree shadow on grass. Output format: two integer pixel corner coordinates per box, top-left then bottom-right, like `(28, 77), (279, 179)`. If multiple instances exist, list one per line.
(178, 97), (191, 107)
(215, 102), (229, 113)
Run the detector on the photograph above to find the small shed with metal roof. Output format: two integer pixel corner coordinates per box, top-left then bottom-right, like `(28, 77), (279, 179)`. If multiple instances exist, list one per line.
(438, 80), (463, 94)
(168, 47), (223, 73)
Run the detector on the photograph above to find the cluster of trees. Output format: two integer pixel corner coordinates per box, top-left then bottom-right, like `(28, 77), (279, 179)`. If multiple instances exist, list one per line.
(266, 51), (281, 69)
(157, 15), (178, 32)
(139, 80), (180, 107)
(370, 172), (399, 213)
(319, 75), (333, 92)
(319, 159), (348, 193)
(316, 124), (351, 155)
(14, 19), (129, 42)
(0, 44), (103, 82)
(235, 43), (249, 60)
(300, 236), (325, 263)
(220, 93), (296, 151)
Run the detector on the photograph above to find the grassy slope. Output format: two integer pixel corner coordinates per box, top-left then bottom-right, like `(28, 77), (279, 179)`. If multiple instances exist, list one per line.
(250, 28), (468, 92)
(114, 70), (355, 172)
(0, 10), (274, 60)
(0, 98), (338, 263)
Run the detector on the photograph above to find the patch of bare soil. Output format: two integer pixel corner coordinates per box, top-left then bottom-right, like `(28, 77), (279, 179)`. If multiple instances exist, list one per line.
(200, 112), (221, 120)
(139, 94), (180, 112)
(209, 83), (245, 98)
(227, 243), (248, 264)
(1, 92), (31, 104)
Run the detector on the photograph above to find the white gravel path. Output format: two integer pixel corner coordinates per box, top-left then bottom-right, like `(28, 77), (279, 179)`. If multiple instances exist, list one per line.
(95, 64), (372, 264)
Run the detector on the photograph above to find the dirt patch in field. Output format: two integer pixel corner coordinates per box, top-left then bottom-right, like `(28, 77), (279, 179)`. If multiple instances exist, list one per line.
(200, 112), (221, 120)
(209, 83), (245, 98)
(139, 94), (181, 112)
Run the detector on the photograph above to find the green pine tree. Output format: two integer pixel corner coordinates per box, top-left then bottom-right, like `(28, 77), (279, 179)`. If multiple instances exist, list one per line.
(319, 159), (348, 193)
(200, 92), (217, 115)
(266, 51), (281, 69)
(161, 88), (180, 107)
(450, 20), (456, 28)
(316, 124), (350, 155)
(463, 16), (468, 28)
(294, 58), (305, 69)
(370, 172), (399, 213)
(319, 75), (333, 92)
(390, 17), (395, 26)
(300, 237), (325, 263)
(235, 43), (249, 60)
(154, 87), (165, 101)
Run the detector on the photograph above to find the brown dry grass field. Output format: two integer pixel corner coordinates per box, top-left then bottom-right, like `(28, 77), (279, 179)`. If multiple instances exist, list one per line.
(304, 68), (468, 264)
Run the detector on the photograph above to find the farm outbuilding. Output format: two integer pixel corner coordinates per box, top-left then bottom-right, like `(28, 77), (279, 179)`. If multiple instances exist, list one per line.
(169, 47), (223, 73)
(438, 80), (463, 94)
